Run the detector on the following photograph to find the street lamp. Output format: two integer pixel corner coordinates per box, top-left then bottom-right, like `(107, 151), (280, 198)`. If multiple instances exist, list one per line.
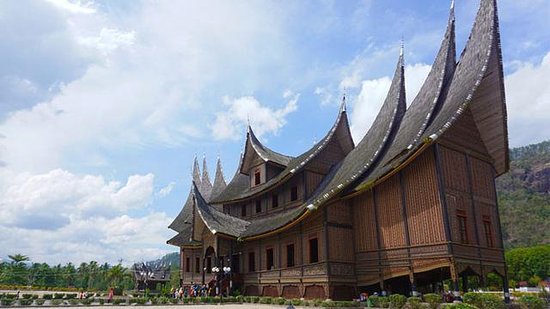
(211, 267), (220, 297)
(222, 266), (232, 296)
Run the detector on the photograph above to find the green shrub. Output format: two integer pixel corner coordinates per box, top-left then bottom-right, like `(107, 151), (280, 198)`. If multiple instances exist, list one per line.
(259, 297), (272, 304)
(42, 294), (53, 300)
(36, 299), (46, 306)
(22, 294), (33, 299)
(68, 298), (79, 305)
(276, 297), (286, 305)
(51, 299), (62, 306)
(312, 298), (323, 307)
(406, 296), (423, 309)
(463, 292), (504, 309)
(32, 295), (39, 299)
(20, 298), (34, 306)
(113, 298), (126, 305)
(158, 296), (169, 304)
(53, 293), (65, 299)
(236, 295), (244, 303)
(251, 296), (260, 303)
(1, 299), (14, 306)
(169, 297), (178, 304)
(98, 298), (105, 305)
(423, 293), (441, 309)
(440, 304), (478, 309)
(389, 294), (407, 308)
(291, 298), (303, 306)
(81, 298), (94, 305)
(518, 295), (545, 309)
(66, 293), (77, 299)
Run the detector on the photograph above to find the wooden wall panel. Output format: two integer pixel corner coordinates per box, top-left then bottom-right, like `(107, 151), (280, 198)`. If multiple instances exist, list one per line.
(306, 171), (325, 198)
(439, 108), (490, 158)
(376, 175), (406, 249)
(327, 200), (352, 225)
(440, 146), (469, 193)
(402, 150), (445, 245)
(328, 226), (354, 262)
(352, 191), (378, 252)
(470, 157), (496, 201)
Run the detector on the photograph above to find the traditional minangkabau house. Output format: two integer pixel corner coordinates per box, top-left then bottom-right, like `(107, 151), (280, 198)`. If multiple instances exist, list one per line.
(167, 0), (510, 301)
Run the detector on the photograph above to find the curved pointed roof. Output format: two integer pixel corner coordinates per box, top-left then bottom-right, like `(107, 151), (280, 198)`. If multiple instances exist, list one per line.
(239, 126), (293, 175)
(210, 157), (227, 202)
(192, 156), (201, 185)
(304, 50), (407, 208)
(200, 156), (213, 201)
(355, 0), (506, 191)
(191, 182), (249, 238)
(167, 189), (193, 233)
(211, 104), (354, 203)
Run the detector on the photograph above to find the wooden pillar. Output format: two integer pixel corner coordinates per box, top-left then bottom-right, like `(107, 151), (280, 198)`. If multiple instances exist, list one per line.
(465, 155), (482, 255)
(450, 262), (461, 301)
(399, 171), (414, 295)
(433, 144), (453, 254)
(372, 188), (384, 292)
(461, 273), (468, 293)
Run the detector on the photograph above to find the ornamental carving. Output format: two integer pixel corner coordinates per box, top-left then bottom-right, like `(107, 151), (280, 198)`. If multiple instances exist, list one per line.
(304, 263), (326, 276)
(330, 263), (354, 276)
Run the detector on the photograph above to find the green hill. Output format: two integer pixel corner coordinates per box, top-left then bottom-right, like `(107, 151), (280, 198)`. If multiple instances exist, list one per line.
(497, 140), (550, 248)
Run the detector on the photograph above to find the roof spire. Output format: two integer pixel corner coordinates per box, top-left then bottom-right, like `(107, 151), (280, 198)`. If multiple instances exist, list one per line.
(340, 91), (347, 112)
(400, 38), (404, 58)
(450, 0), (456, 22)
(192, 155), (201, 185)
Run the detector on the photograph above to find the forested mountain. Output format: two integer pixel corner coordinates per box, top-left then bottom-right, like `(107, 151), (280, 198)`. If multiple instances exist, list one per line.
(496, 140), (550, 248)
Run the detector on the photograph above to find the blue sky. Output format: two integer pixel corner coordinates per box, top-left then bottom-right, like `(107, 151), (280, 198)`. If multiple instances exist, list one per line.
(0, 0), (548, 265)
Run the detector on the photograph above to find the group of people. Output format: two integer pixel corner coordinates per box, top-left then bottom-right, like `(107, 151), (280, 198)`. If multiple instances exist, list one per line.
(171, 283), (211, 299)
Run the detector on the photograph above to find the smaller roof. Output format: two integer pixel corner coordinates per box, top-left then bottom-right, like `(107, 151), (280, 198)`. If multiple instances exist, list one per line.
(211, 103), (354, 203)
(167, 190), (193, 233)
(239, 126), (293, 175)
(192, 182), (249, 238)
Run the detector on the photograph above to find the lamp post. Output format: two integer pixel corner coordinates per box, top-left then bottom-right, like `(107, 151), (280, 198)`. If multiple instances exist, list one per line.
(211, 266), (220, 296)
(222, 266), (232, 296)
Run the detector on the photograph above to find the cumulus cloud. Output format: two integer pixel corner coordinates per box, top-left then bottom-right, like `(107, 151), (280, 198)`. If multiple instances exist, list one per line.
(0, 169), (154, 229)
(157, 182), (176, 198)
(505, 52), (550, 147)
(350, 63), (431, 142)
(0, 213), (172, 265)
(211, 93), (299, 141)
(0, 169), (169, 264)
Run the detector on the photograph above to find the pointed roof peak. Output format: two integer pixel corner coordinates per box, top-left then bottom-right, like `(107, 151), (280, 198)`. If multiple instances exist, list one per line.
(449, 0), (456, 23)
(340, 93), (347, 112)
(192, 155), (201, 185)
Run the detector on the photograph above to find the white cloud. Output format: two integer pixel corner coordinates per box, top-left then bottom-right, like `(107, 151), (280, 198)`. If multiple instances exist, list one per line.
(211, 93), (299, 141)
(0, 212), (172, 265)
(505, 52), (550, 146)
(0, 168), (169, 265)
(157, 182), (176, 198)
(350, 63), (431, 142)
(0, 169), (154, 229)
(43, 0), (96, 14)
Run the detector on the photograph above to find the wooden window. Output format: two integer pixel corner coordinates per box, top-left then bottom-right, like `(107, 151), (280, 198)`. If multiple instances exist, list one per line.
(457, 210), (468, 244)
(248, 252), (256, 272)
(256, 200), (262, 213)
(266, 248), (274, 270)
(483, 216), (494, 247)
(290, 186), (298, 201)
(185, 257), (190, 272)
(272, 194), (279, 208)
(195, 257), (200, 273)
(286, 244), (295, 267)
(309, 238), (319, 263)
(241, 205), (247, 217)
(254, 170), (261, 185)
(223, 205), (230, 214)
